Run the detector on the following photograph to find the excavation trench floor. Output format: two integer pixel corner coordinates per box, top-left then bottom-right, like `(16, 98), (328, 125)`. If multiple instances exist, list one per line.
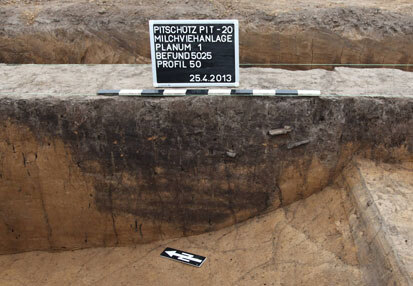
(1, 159), (412, 285)
(0, 185), (363, 286)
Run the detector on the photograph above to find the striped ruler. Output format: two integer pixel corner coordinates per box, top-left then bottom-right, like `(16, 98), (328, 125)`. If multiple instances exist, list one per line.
(97, 89), (321, 96)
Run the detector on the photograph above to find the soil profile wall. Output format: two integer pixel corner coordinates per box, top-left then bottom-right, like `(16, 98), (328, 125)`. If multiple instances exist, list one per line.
(1, 2), (413, 70)
(0, 95), (412, 254)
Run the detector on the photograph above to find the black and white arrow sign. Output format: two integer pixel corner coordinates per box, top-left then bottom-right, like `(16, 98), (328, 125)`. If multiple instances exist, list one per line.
(160, 247), (206, 267)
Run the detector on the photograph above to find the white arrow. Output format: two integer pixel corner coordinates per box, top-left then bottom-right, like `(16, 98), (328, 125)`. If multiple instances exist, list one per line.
(165, 250), (202, 263)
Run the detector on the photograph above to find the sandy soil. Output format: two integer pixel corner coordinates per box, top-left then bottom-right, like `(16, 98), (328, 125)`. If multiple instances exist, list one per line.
(1, 158), (412, 285)
(0, 186), (365, 286)
(1, 65), (413, 97)
(345, 160), (413, 284)
(2, 0), (413, 15)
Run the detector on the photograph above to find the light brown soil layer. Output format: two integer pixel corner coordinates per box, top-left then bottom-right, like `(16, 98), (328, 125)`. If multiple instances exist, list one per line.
(2, 65), (413, 97)
(341, 159), (413, 285)
(1, 1), (413, 69)
(0, 185), (366, 286)
(1, 158), (412, 285)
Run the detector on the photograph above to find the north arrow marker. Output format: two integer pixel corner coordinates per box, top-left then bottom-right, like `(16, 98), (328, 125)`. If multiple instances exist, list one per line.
(160, 247), (207, 267)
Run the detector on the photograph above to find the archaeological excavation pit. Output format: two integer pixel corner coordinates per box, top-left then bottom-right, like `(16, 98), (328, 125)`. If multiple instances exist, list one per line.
(0, 65), (411, 285)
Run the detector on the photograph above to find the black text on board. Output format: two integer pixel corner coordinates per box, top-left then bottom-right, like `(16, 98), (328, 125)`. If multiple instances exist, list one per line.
(149, 19), (239, 87)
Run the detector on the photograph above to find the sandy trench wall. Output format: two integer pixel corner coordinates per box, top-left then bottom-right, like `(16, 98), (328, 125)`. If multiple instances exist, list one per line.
(340, 161), (413, 286)
(0, 95), (412, 254)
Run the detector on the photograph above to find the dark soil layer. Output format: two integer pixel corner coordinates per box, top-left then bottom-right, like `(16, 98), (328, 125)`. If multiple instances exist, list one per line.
(0, 94), (412, 254)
